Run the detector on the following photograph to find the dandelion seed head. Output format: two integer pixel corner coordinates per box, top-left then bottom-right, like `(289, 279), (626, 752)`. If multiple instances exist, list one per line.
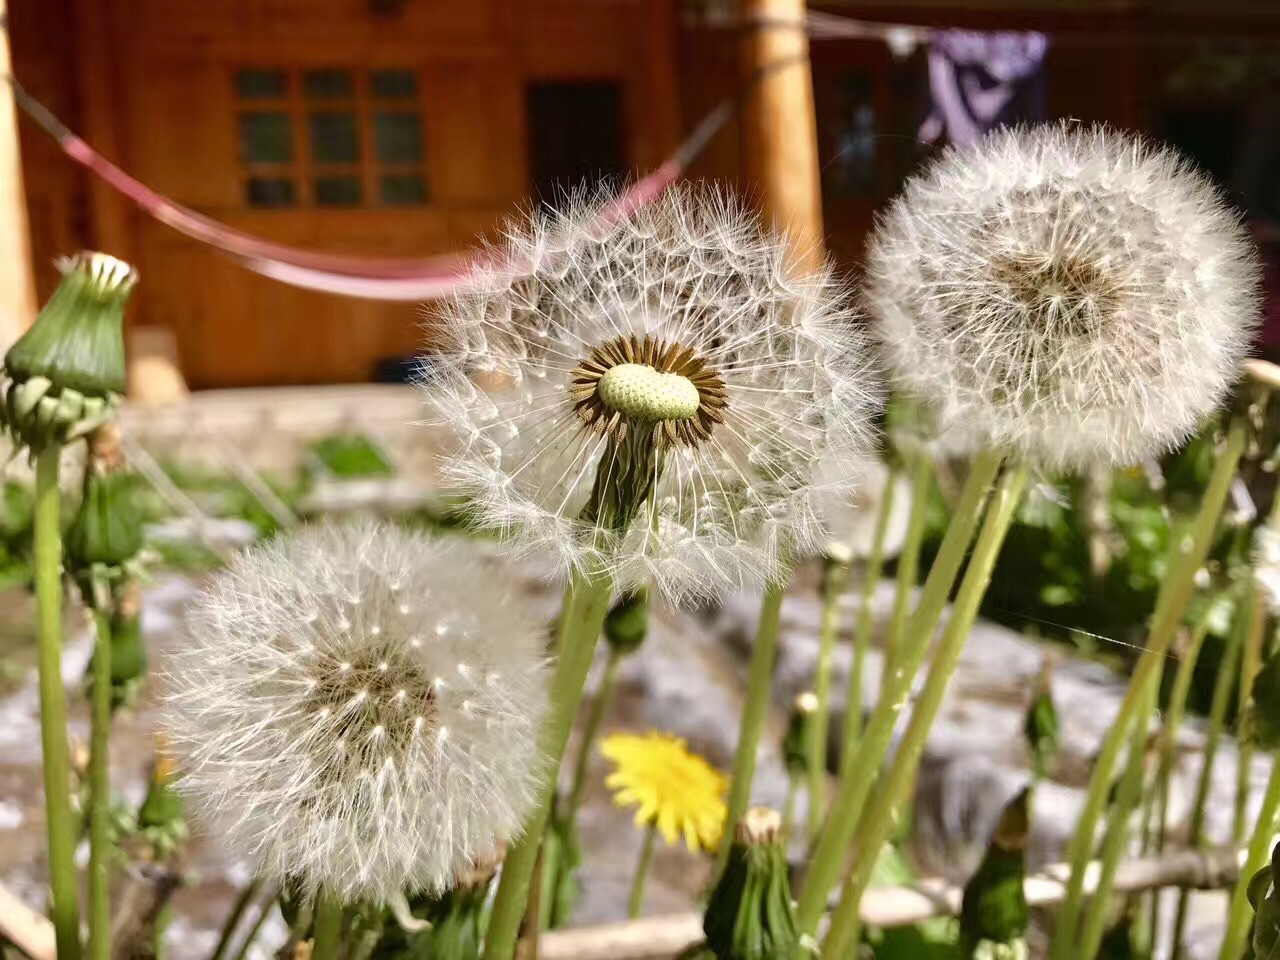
(160, 521), (547, 904)
(865, 123), (1260, 470)
(424, 184), (881, 603)
(1256, 523), (1280, 615)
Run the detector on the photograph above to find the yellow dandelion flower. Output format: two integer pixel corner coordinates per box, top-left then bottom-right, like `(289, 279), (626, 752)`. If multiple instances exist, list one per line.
(601, 731), (727, 853)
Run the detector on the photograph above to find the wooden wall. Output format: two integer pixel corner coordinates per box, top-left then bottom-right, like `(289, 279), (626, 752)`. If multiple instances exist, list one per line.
(12, 0), (681, 388)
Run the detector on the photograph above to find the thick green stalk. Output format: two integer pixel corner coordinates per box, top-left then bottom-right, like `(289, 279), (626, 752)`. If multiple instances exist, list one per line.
(1145, 615), (1210, 950)
(796, 449), (1004, 938)
(88, 605), (114, 960)
(483, 569), (614, 960)
(717, 581), (787, 878)
(840, 465), (899, 780)
(782, 776), (798, 838)
(1236, 582), (1266, 846)
(310, 892), (343, 960)
(1170, 601), (1245, 960)
(1220, 762), (1280, 960)
(627, 823), (657, 919)
(821, 463), (1030, 958)
(886, 455), (932, 670)
(1077, 677), (1161, 959)
(566, 648), (622, 823)
(1051, 419), (1246, 960)
(808, 564), (845, 841)
(34, 447), (82, 960)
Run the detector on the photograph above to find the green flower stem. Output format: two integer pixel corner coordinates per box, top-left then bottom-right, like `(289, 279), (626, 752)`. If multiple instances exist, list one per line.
(1236, 581), (1266, 846)
(1050, 418), (1246, 960)
(1219, 761), (1280, 960)
(88, 601), (114, 960)
(716, 580), (787, 877)
(839, 465), (899, 780)
(311, 892), (343, 960)
(1077, 675), (1161, 959)
(208, 881), (261, 960)
(1170, 595), (1246, 960)
(821, 463), (1030, 959)
(483, 568), (615, 960)
(782, 776), (799, 838)
(566, 648), (622, 823)
(886, 455), (932, 670)
(627, 823), (658, 919)
(1145, 613), (1210, 951)
(34, 446), (82, 960)
(808, 562), (846, 842)
(796, 449), (1004, 938)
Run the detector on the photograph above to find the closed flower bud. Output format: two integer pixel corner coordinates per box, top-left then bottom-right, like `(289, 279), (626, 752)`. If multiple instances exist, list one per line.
(960, 789), (1030, 956)
(161, 521), (548, 904)
(1023, 658), (1059, 780)
(3, 253), (135, 454)
(782, 691), (818, 779)
(702, 808), (798, 960)
(66, 425), (144, 601)
(604, 587), (649, 656)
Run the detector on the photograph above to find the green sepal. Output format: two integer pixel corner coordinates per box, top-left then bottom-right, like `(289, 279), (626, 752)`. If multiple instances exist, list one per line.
(604, 587), (649, 656)
(703, 809), (798, 960)
(368, 854), (501, 960)
(5, 253), (134, 397)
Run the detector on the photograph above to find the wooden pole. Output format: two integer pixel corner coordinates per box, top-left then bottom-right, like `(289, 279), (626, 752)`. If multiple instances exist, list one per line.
(0, 0), (38, 348)
(740, 0), (825, 272)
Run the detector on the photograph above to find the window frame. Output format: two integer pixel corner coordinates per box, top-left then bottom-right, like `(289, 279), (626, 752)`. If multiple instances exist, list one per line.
(232, 65), (430, 210)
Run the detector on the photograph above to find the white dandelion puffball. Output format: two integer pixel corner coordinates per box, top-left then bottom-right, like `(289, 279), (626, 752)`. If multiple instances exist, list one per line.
(161, 521), (547, 904)
(1256, 523), (1280, 615)
(866, 123), (1260, 471)
(425, 184), (880, 603)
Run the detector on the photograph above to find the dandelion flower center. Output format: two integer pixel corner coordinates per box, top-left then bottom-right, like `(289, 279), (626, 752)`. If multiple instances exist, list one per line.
(300, 647), (436, 778)
(570, 334), (727, 450)
(597, 364), (701, 422)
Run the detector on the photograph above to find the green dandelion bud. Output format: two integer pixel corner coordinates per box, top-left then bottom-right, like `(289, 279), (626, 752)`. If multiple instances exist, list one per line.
(702, 807), (798, 960)
(83, 583), (147, 711)
(1023, 658), (1059, 780)
(66, 425), (144, 596)
(137, 745), (186, 860)
(960, 789), (1030, 958)
(3, 252), (135, 455)
(782, 691), (818, 780)
(604, 587), (649, 656)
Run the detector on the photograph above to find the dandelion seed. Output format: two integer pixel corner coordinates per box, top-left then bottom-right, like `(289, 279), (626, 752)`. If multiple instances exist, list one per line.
(424, 184), (880, 603)
(161, 520), (548, 904)
(865, 123), (1260, 470)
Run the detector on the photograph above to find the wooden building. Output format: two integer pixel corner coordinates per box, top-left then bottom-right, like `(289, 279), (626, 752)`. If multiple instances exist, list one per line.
(8, 0), (1280, 388)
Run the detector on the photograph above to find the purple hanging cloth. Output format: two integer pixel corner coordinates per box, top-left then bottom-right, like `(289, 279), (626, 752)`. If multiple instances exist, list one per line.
(919, 29), (1050, 145)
